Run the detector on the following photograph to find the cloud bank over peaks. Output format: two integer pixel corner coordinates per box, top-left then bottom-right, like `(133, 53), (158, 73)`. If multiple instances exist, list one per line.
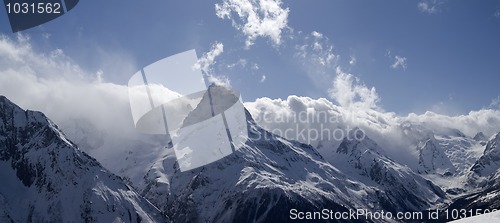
(215, 0), (290, 48)
(0, 34), (139, 150)
(245, 94), (500, 167)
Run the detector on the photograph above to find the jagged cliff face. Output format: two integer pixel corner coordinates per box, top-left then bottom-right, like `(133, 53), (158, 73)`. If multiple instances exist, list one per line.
(141, 112), (367, 223)
(0, 96), (167, 223)
(470, 133), (500, 178)
(416, 136), (455, 175)
(331, 128), (446, 212)
(444, 134), (500, 218)
(140, 114), (446, 223)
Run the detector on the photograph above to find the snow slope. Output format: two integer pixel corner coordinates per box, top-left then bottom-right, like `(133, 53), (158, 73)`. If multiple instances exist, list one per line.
(329, 128), (446, 212)
(0, 96), (168, 223)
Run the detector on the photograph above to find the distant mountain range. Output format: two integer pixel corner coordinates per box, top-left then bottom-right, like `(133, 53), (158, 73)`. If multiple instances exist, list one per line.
(1, 91), (499, 222)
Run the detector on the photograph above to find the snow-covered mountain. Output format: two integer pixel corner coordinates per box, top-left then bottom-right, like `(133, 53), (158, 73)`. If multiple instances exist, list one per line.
(473, 132), (487, 142)
(329, 128), (446, 212)
(142, 115), (370, 222)
(4, 83), (498, 223)
(434, 133), (500, 221)
(0, 96), (167, 223)
(470, 133), (500, 179)
(141, 97), (390, 223)
(416, 136), (455, 175)
(139, 88), (445, 223)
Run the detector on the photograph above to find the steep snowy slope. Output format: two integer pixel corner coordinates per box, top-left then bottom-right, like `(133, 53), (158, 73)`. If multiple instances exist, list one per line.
(473, 132), (487, 142)
(58, 117), (169, 188)
(329, 128), (446, 212)
(470, 133), (500, 179)
(395, 122), (486, 195)
(139, 96), (455, 223)
(439, 134), (500, 221)
(0, 96), (167, 223)
(399, 122), (483, 175)
(142, 110), (380, 223)
(416, 136), (455, 175)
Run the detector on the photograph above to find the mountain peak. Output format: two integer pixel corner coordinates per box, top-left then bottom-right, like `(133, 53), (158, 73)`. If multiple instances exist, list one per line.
(0, 95), (18, 109)
(347, 127), (365, 140)
(0, 96), (168, 222)
(470, 132), (500, 178)
(416, 137), (455, 175)
(483, 132), (500, 157)
(336, 127), (379, 155)
(473, 132), (487, 141)
(181, 83), (240, 128)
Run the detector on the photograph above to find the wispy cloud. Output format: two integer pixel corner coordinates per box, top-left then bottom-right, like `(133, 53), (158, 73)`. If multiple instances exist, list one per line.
(494, 10), (500, 18)
(417, 0), (442, 14)
(215, 0), (289, 48)
(260, 74), (266, 83)
(194, 42), (230, 86)
(293, 31), (339, 90)
(490, 96), (500, 109)
(251, 62), (259, 70)
(349, 55), (356, 66)
(391, 55), (408, 71)
(227, 58), (247, 69)
(296, 31), (337, 67)
(194, 42), (224, 75)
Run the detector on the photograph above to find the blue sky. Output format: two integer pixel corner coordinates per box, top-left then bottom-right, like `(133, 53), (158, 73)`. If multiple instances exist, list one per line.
(0, 0), (499, 115)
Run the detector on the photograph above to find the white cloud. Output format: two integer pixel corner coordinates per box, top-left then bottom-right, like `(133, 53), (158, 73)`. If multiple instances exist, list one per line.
(418, 0), (441, 14)
(193, 42), (230, 86)
(311, 31), (322, 38)
(2, 34), (499, 177)
(0, 35), (190, 183)
(296, 31), (337, 67)
(386, 50), (392, 58)
(215, 0), (289, 48)
(244, 95), (408, 162)
(0, 35), (224, 183)
(42, 33), (51, 40)
(494, 10), (500, 18)
(194, 42), (224, 75)
(405, 110), (500, 138)
(245, 94), (500, 168)
(328, 67), (380, 110)
(0, 35), (139, 147)
(227, 58), (247, 69)
(391, 55), (407, 70)
(245, 94), (500, 167)
(260, 74), (266, 83)
(251, 62), (259, 70)
(349, 56), (356, 65)
(294, 31), (339, 90)
(490, 96), (500, 109)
